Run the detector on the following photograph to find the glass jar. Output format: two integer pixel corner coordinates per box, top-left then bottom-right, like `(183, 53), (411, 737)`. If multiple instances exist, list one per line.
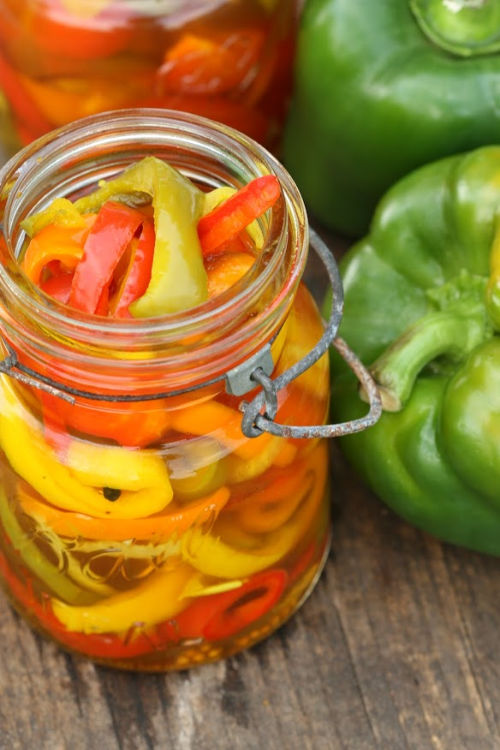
(0, 0), (297, 158)
(0, 110), (331, 671)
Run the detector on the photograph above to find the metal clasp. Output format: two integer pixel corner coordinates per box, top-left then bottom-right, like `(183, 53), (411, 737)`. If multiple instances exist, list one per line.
(237, 228), (382, 439)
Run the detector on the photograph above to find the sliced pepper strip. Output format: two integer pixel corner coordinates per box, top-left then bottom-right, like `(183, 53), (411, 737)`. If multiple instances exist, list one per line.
(21, 215), (96, 285)
(225, 437), (297, 484)
(170, 400), (275, 461)
(181, 443), (328, 578)
(228, 462), (313, 534)
(203, 568), (286, 641)
(41, 390), (171, 448)
(0, 549), (170, 659)
(109, 219), (155, 317)
(40, 270), (74, 304)
(29, 1), (132, 62)
(0, 487), (87, 604)
(69, 200), (143, 314)
(21, 197), (88, 238)
(159, 30), (264, 97)
(51, 562), (193, 634)
(173, 569), (287, 641)
(73, 156), (207, 316)
(18, 486), (230, 542)
(197, 175), (280, 256)
(206, 252), (256, 299)
(202, 187), (264, 250)
(0, 378), (172, 519)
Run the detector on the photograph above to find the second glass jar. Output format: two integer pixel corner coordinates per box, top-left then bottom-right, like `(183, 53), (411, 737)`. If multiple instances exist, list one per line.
(0, 0), (297, 157)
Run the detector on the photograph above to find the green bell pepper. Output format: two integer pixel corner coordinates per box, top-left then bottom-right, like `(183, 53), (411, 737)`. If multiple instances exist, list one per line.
(327, 146), (500, 555)
(284, 0), (500, 237)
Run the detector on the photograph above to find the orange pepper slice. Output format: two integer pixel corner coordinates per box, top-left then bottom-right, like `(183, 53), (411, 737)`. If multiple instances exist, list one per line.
(170, 400), (274, 461)
(206, 252), (256, 298)
(229, 462), (314, 534)
(40, 389), (172, 449)
(158, 30), (264, 97)
(21, 215), (96, 285)
(18, 485), (230, 542)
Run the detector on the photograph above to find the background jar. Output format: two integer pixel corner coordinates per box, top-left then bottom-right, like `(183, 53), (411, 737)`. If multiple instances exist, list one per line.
(0, 0), (297, 158)
(0, 110), (331, 671)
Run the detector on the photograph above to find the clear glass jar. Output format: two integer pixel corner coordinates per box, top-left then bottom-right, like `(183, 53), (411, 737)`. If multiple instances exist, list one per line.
(0, 110), (330, 670)
(0, 0), (297, 157)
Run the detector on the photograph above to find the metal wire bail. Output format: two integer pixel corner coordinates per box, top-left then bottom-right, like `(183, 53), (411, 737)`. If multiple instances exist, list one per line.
(238, 228), (382, 438)
(0, 228), (382, 439)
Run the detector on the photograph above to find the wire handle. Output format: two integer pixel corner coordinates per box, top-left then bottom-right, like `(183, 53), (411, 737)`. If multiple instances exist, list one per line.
(239, 228), (382, 438)
(0, 228), (382, 439)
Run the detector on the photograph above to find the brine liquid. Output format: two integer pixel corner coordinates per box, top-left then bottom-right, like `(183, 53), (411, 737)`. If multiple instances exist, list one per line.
(0, 284), (331, 670)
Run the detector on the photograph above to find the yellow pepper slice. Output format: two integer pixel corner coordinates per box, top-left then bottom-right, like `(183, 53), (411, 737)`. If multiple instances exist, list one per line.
(274, 285), (329, 398)
(0, 378), (172, 519)
(181, 442), (328, 578)
(52, 562), (193, 634)
(225, 437), (297, 484)
(21, 198), (87, 238)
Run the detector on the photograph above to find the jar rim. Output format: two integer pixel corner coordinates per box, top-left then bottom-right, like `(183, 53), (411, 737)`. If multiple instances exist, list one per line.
(0, 109), (308, 384)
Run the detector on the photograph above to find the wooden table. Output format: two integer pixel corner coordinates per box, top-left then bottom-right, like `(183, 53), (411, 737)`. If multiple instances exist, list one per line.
(0, 169), (498, 748)
(1, 446), (499, 750)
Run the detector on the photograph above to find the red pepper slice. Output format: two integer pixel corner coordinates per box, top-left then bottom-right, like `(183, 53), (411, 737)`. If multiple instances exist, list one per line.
(109, 218), (155, 318)
(197, 175), (280, 256)
(94, 284), (110, 317)
(69, 200), (143, 314)
(173, 569), (287, 642)
(30, 1), (132, 62)
(158, 30), (264, 97)
(40, 388), (171, 448)
(0, 553), (286, 661)
(40, 270), (74, 304)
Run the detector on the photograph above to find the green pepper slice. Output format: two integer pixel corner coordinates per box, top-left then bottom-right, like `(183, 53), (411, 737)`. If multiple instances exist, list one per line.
(74, 156), (208, 316)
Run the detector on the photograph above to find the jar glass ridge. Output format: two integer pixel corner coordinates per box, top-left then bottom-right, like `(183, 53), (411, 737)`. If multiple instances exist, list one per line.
(0, 110), (331, 671)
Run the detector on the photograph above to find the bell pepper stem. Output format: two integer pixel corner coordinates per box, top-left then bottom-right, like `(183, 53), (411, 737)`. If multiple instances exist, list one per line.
(410, 0), (500, 57)
(361, 308), (488, 411)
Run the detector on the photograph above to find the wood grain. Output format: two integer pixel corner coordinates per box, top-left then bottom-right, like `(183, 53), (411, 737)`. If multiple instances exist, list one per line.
(0, 443), (499, 750)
